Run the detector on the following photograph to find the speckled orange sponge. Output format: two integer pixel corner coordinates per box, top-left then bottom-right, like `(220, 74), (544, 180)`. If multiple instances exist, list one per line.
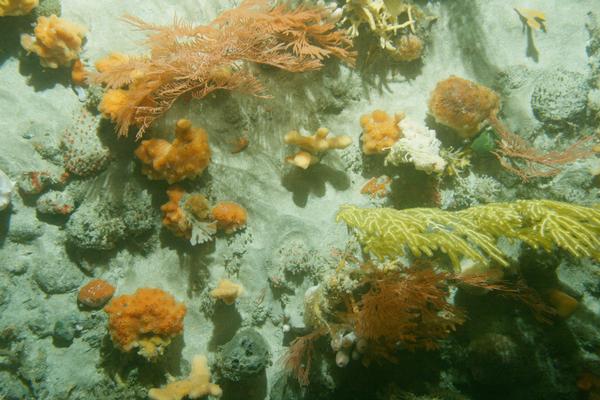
(428, 76), (500, 139)
(104, 288), (186, 359)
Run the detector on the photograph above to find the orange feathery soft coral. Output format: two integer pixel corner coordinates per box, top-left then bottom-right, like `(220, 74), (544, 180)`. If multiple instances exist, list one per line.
(211, 201), (247, 234)
(359, 110), (404, 155)
(21, 15), (86, 68)
(93, 0), (355, 138)
(104, 288), (186, 359)
(135, 119), (211, 184)
(161, 186), (216, 244)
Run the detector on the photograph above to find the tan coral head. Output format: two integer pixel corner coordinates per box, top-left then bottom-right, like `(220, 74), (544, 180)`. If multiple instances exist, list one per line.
(210, 279), (244, 305)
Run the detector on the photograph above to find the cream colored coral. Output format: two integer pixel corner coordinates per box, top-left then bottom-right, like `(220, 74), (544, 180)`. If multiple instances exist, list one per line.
(284, 128), (352, 169)
(210, 279), (243, 305)
(149, 355), (222, 400)
(21, 15), (87, 68)
(0, 0), (38, 16)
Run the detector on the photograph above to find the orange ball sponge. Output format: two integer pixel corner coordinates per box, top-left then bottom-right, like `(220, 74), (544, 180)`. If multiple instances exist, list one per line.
(211, 201), (247, 234)
(428, 76), (500, 139)
(104, 288), (186, 358)
(135, 119), (211, 184)
(359, 110), (404, 155)
(78, 279), (115, 309)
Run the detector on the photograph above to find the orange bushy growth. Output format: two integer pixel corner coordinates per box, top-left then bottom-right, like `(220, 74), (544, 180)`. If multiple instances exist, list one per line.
(93, 0), (355, 138)
(428, 76), (500, 139)
(160, 186), (191, 238)
(211, 201), (247, 234)
(359, 110), (404, 155)
(104, 288), (186, 356)
(354, 267), (465, 351)
(134, 119), (211, 184)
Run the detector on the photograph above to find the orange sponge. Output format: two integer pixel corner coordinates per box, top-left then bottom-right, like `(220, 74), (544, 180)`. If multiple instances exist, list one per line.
(428, 76), (500, 139)
(135, 119), (211, 184)
(211, 201), (247, 234)
(104, 288), (186, 359)
(21, 15), (86, 68)
(359, 110), (404, 155)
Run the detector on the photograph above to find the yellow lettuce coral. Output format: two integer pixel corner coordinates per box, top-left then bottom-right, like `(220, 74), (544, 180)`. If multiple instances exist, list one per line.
(0, 0), (38, 16)
(21, 15), (86, 68)
(337, 200), (600, 270)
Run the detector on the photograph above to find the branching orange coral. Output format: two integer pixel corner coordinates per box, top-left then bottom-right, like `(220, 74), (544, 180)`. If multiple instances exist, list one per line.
(93, 0), (355, 138)
(211, 201), (247, 234)
(360, 110), (404, 155)
(134, 119), (211, 184)
(104, 288), (186, 359)
(429, 76), (594, 180)
(353, 267), (465, 351)
(160, 186), (216, 245)
(21, 15), (87, 68)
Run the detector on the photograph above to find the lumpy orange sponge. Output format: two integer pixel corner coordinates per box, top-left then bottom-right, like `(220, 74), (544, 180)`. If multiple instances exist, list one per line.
(428, 76), (500, 139)
(21, 15), (87, 68)
(211, 201), (247, 234)
(104, 288), (186, 359)
(0, 0), (38, 16)
(359, 110), (404, 155)
(135, 119), (211, 184)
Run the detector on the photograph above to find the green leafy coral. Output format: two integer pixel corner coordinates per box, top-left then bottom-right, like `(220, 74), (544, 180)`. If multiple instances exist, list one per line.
(336, 200), (600, 269)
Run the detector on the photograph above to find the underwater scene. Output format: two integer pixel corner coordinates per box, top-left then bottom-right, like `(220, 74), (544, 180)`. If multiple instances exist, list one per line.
(1, 0), (600, 399)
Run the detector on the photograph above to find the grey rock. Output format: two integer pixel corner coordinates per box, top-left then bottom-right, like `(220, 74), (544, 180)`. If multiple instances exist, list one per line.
(0, 371), (31, 400)
(7, 211), (44, 243)
(531, 69), (590, 124)
(65, 185), (155, 251)
(217, 328), (271, 381)
(33, 253), (84, 294)
(36, 190), (76, 215)
(53, 315), (83, 346)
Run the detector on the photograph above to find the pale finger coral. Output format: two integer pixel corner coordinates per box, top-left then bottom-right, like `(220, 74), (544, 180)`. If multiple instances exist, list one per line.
(148, 355), (222, 400)
(284, 128), (352, 169)
(21, 15), (86, 68)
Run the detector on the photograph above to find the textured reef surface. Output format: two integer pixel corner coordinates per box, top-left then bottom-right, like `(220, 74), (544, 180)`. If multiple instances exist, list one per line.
(1, 0), (600, 399)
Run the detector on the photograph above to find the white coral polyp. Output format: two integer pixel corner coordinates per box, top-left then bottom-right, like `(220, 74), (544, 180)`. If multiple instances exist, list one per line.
(385, 117), (446, 174)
